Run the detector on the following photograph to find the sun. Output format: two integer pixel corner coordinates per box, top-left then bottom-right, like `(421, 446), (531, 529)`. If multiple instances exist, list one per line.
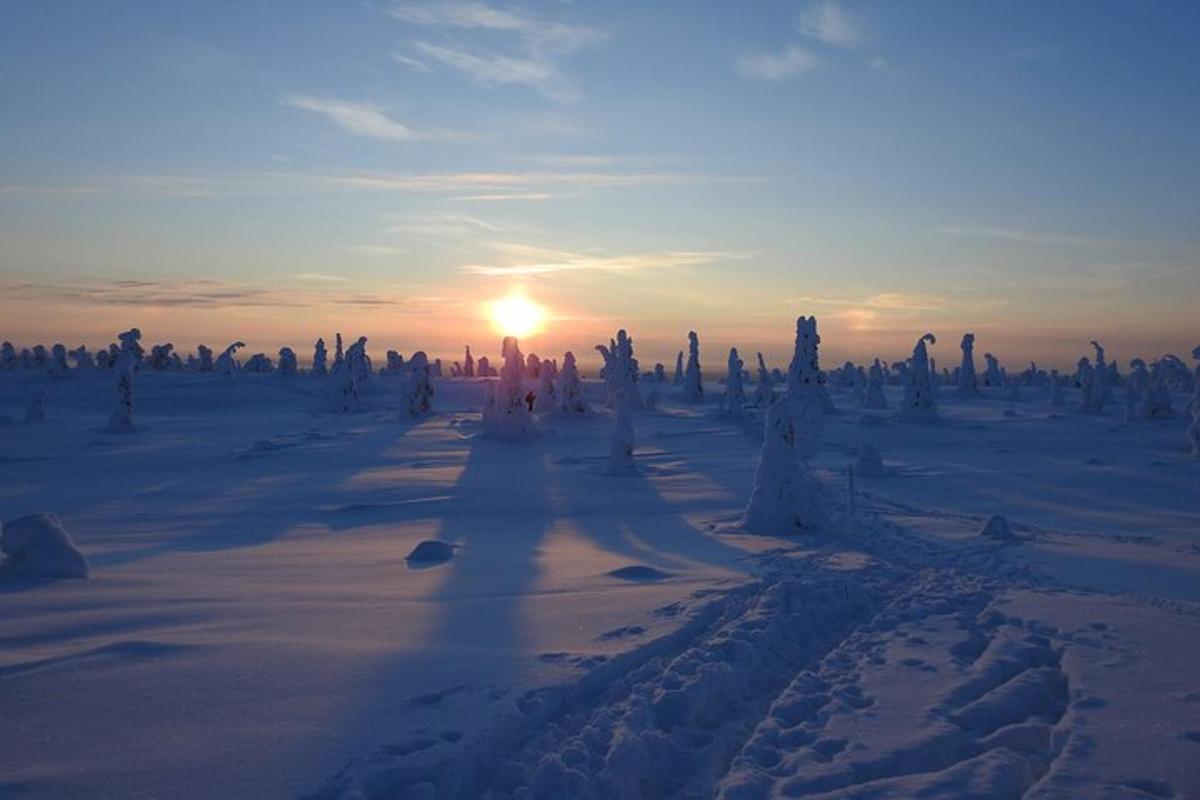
(486, 292), (546, 339)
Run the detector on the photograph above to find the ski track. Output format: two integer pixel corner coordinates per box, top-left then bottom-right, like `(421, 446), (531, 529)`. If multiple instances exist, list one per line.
(309, 496), (1092, 800)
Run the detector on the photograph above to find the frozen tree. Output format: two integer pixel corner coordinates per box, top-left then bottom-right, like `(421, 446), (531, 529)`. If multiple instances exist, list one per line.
(278, 347), (298, 377)
(681, 331), (703, 402)
(1, 341), (16, 370)
(1189, 347), (1200, 456)
(851, 366), (867, 407)
(535, 359), (558, 412)
(525, 353), (542, 379)
(653, 363), (667, 383)
(754, 353), (775, 408)
(117, 328), (144, 366)
(405, 351), (434, 415)
(32, 345), (48, 367)
(1091, 340), (1111, 407)
(243, 353), (271, 373)
(899, 333), (939, 422)
(864, 359), (888, 409)
(107, 348), (135, 432)
(147, 343), (174, 371)
(215, 342), (245, 375)
(607, 389), (637, 475)
(596, 329), (642, 409)
(1004, 374), (1021, 402)
(741, 394), (825, 534)
(68, 346), (95, 371)
(1124, 359), (1149, 421)
(722, 347), (746, 417)
(1048, 369), (1065, 407)
(1, 513), (90, 579)
(673, 351), (684, 385)
(787, 316), (834, 412)
(483, 337), (537, 439)
(49, 344), (69, 376)
(346, 337), (371, 389)
(1075, 358), (1096, 413)
(463, 346), (475, 378)
(1144, 358), (1175, 419)
(957, 333), (981, 398)
(983, 353), (1002, 387)
(24, 390), (47, 424)
(333, 334), (344, 371)
(312, 339), (328, 377)
(477, 356), (493, 377)
(197, 345), (214, 373)
(385, 351), (405, 373)
(557, 352), (589, 414)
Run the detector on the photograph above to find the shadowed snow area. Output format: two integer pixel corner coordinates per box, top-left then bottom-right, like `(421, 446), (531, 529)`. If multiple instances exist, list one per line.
(0, 371), (1197, 799)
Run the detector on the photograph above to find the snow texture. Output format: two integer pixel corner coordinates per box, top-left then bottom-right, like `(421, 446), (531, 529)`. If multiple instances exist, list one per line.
(1, 512), (90, 578)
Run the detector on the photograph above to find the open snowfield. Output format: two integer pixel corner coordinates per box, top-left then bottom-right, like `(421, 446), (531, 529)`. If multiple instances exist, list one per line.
(1, 369), (1198, 799)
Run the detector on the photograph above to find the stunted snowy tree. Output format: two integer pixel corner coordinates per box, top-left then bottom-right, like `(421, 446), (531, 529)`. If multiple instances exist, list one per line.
(557, 352), (589, 413)
(346, 337), (371, 389)
(68, 346), (95, 371)
(477, 356), (493, 377)
(1076, 357), (1097, 414)
(49, 344), (68, 376)
(673, 351), (684, 385)
(754, 353), (774, 408)
(1124, 359), (1149, 421)
(1189, 347), (1200, 456)
(333, 333), (344, 371)
(1145, 357), (1176, 419)
(787, 316), (833, 412)
(957, 333), (981, 398)
(244, 353), (273, 373)
(534, 359), (558, 412)
(899, 333), (939, 422)
(722, 347), (746, 417)
(681, 331), (703, 401)
(215, 341), (245, 375)
(653, 363), (667, 383)
(1091, 340), (1111, 408)
(197, 345), (214, 373)
(117, 328), (144, 366)
(406, 351), (434, 416)
(596, 330), (642, 409)
(864, 359), (888, 409)
(385, 351), (405, 373)
(983, 352), (1002, 387)
(107, 348), (135, 432)
(312, 339), (328, 377)
(607, 389), (636, 475)
(1, 342), (16, 370)
(741, 394), (825, 534)
(147, 343), (174, 371)
(463, 346), (475, 378)
(1048, 369), (1065, 407)
(483, 337), (537, 440)
(525, 353), (541, 379)
(278, 348), (298, 377)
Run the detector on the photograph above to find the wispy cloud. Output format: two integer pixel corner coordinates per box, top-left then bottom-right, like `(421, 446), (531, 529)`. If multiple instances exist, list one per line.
(798, 1), (865, 49)
(390, 211), (501, 237)
(461, 242), (747, 276)
(284, 95), (417, 141)
(309, 169), (700, 193)
(455, 192), (555, 202)
(292, 272), (349, 281)
(936, 225), (1111, 249)
(736, 45), (819, 80)
(391, 1), (605, 102)
(788, 292), (951, 314)
(344, 245), (407, 258)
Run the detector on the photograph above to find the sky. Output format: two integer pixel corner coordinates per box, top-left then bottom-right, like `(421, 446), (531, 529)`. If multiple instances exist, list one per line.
(1, 0), (1198, 371)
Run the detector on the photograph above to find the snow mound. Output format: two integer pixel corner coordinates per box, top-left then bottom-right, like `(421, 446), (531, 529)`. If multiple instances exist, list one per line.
(406, 540), (455, 564)
(1, 512), (90, 578)
(606, 565), (672, 582)
(979, 514), (1023, 543)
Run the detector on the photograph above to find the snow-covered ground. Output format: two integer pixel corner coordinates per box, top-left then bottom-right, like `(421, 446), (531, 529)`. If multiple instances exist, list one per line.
(1, 370), (1198, 799)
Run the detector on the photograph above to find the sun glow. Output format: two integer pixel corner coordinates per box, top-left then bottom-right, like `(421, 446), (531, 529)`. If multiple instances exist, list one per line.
(487, 292), (547, 338)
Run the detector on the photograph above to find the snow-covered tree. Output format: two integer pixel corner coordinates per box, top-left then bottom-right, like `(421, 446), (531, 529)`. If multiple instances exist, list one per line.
(899, 333), (939, 422)
(147, 343), (174, 371)
(117, 328), (144, 367)
(346, 337), (371, 389)
(243, 353), (273, 373)
(1091, 340), (1111, 407)
(607, 389), (636, 475)
(557, 351), (589, 413)
(483, 337), (537, 439)
(1076, 357), (1096, 414)
(864, 359), (888, 409)
(333, 333), (344, 371)
(983, 352), (1002, 387)
(525, 353), (541, 379)
(1189, 347), (1200, 456)
(786, 316), (833, 412)
(741, 394), (825, 534)
(1, 342), (16, 370)
(312, 339), (328, 377)
(68, 346), (95, 371)
(385, 351), (405, 373)
(1048, 369), (1065, 407)
(722, 347), (746, 417)
(463, 345), (475, 378)
(754, 352), (774, 408)
(197, 345), (214, 373)
(957, 333), (981, 398)
(278, 348), (298, 377)
(653, 363), (667, 383)
(107, 349), (135, 432)
(406, 351), (434, 415)
(673, 351), (684, 385)
(477, 356), (493, 377)
(596, 330), (642, 409)
(534, 358), (558, 412)
(48, 344), (69, 376)
(1144, 357), (1175, 419)
(215, 341), (245, 375)
(1124, 359), (1149, 421)
(680, 331), (703, 402)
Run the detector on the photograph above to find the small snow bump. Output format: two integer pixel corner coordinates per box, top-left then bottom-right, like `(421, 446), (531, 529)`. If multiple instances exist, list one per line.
(406, 540), (455, 565)
(606, 565), (672, 582)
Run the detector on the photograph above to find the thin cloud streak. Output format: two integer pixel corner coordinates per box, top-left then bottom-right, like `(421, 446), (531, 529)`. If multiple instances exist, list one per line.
(461, 243), (748, 276)
(284, 95), (418, 141)
(736, 45), (819, 80)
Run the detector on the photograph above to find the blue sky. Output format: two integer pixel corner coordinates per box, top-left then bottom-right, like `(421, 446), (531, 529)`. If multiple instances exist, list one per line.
(2, 1), (1197, 369)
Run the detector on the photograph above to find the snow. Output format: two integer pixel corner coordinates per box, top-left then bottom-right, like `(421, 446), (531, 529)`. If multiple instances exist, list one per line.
(0, 354), (1198, 800)
(2, 512), (90, 578)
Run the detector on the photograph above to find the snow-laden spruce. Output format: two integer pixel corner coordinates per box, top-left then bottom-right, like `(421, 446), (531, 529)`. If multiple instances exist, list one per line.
(1124, 359), (1149, 421)
(196, 345), (214, 373)
(787, 316), (834, 412)
(983, 352), (1002, 387)
(118, 328), (145, 366)
(741, 393), (826, 534)
(899, 333), (939, 422)
(405, 351), (434, 416)
(1144, 357), (1176, 419)
(673, 351), (684, 385)
(463, 345), (475, 378)
(680, 331), (703, 402)
(754, 352), (774, 408)
(68, 346), (95, 371)
(50, 344), (69, 376)
(278, 348), (298, 377)
(557, 351), (589, 414)
(596, 330), (642, 409)
(1, 341), (16, 370)
(864, 359), (888, 409)
(243, 353), (273, 373)
(957, 333), (981, 398)
(607, 389), (637, 475)
(107, 346), (136, 432)
(534, 359), (558, 412)
(1, 512), (90, 579)
(346, 337), (372, 390)
(312, 339), (328, 376)
(148, 343), (174, 372)
(482, 337), (537, 440)
(1048, 369), (1065, 407)
(215, 341), (245, 375)
(722, 348), (746, 417)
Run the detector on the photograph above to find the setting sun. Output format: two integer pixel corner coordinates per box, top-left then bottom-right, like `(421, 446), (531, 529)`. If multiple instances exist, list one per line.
(486, 293), (546, 339)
